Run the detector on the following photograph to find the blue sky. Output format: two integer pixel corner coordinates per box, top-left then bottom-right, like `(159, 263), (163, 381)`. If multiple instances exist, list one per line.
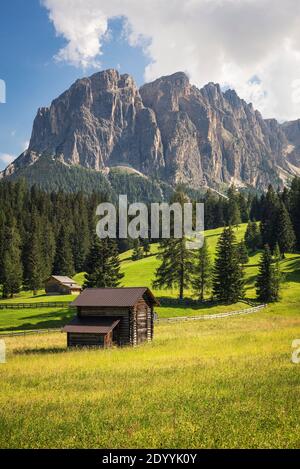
(0, 0), (149, 170)
(1, 0), (300, 170)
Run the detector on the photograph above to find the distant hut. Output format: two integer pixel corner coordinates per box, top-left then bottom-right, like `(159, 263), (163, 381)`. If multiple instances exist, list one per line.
(63, 287), (159, 348)
(45, 276), (82, 295)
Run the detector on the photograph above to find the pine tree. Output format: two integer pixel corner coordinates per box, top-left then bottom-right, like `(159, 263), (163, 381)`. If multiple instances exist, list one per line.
(153, 237), (195, 300)
(41, 217), (56, 280)
(245, 220), (261, 252)
(0, 211), (6, 284)
(72, 199), (90, 272)
(237, 240), (249, 265)
(141, 238), (151, 257)
(227, 186), (241, 226)
(152, 191), (195, 300)
(132, 239), (144, 261)
(72, 218), (90, 273)
(192, 238), (212, 301)
(213, 226), (244, 303)
(273, 243), (281, 262)
(26, 214), (45, 295)
(256, 245), (280, 303)
(260, 185), (280, 250)
(276, 201), (296, 257)
(53, 226), (74, 277)
(2, 219), (23, 298)
(84, 235), (124, 288)
(289, 177), (300, 249)
(237, 193), (250, 223)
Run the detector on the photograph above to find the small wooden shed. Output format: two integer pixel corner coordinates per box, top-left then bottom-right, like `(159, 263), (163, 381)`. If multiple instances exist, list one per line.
(63, 287), (159, 348)
(45, 276), (82, 295)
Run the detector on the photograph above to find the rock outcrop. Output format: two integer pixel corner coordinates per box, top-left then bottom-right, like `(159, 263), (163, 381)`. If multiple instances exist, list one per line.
(2, 69), (300, 190)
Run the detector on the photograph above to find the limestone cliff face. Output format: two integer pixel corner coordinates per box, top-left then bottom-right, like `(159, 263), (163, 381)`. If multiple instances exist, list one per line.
(140, 73), (299, 188)
(281, 119), (300, 168)
(3, 70), (165, 179)
(2, 69), (300, 190)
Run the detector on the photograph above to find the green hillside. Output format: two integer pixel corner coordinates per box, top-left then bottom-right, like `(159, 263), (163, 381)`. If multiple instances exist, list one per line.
(1, 224), (300, 331)
(1, 224), (300, 448)
(5, 155), (174, 202)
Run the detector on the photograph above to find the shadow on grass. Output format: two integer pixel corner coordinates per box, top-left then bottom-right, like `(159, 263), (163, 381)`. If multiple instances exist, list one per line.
(14, 347), (67, 355)
(0, 309), (74, 333)
(157, 297), (256, 310)
(283, 258), (300, 282)
(157, 297), (218, 310)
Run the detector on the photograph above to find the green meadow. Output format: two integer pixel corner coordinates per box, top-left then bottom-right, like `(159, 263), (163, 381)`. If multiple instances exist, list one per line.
(0, 224), (299, 330)
(0, 224), (300, 448)
(0, 225), (258, 331)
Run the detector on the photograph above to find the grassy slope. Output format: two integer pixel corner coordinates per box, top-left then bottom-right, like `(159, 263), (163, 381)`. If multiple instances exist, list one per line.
(1, 303), (300, 448)
(0, 224), (299, 329)
(0, 225), (300, 447)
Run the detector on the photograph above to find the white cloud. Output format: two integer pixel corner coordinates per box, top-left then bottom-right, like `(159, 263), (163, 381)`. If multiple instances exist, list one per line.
(42, 0), (300, 121)
(0, 153), (15, 165)
(22, 140), (30, 152)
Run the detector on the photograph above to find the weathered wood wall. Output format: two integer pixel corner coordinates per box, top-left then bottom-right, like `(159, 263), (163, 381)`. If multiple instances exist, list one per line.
(76, 296), (154, 347)
(67, 331), (113, 347)
(78, 307), (130, 346)
(131, 298), (153, 346)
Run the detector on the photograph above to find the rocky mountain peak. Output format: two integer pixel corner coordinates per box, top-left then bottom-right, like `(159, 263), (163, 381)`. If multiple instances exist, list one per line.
(140, 71), (191, 113)
(2, 69), (300, 190)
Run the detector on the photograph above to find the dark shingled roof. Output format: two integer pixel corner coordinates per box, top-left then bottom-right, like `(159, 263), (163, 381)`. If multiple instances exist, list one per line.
(71, 287), (159, 307)
(62, 317), (120, 334)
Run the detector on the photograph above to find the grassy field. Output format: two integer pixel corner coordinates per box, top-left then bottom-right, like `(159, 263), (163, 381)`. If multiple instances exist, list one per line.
(0, 224), (300, 448)
(0, 224), (299, 330)
(1, 303), (300, 448)
(0, 225), (258, 331)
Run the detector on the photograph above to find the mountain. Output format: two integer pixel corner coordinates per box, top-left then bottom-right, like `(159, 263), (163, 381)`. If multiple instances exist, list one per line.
(2, 69), (300, 192)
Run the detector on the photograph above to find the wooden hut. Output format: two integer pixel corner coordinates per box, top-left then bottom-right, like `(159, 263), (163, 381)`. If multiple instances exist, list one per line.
(45, 276), (82, 295)
(63, 287), (159, 348)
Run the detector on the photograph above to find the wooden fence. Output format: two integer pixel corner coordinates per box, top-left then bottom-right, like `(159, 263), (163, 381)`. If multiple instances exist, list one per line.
(156, 304), (267, 323)
(0, 302), (72, 310)
(0, 328), (62, 338)
(0, 304), (267, 337)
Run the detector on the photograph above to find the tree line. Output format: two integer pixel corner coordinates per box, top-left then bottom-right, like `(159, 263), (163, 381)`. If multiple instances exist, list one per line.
(152, 180), (300, 304)
(153, 222), (281, 304)
(0, 176), (299, 300)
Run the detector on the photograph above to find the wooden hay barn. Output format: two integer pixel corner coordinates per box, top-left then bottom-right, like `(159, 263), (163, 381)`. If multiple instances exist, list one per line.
(45, 276), (82, 295)
(63, 287), (159, 348)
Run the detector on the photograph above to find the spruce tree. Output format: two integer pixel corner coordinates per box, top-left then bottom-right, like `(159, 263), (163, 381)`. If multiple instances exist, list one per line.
(276, 201), (296, 257)
(72, 200), (90, 272)
(132, 239), (144, 261)
(227, 186), (241, 226)
(237, 193), (250, 223)
(0, 212), (6, 284)
(41, 217), (56, 280)
(84, 235), (124, 288)
(2, 219), (23, 298)
(260, 185), (280, 250)
(192, 238), (212, 301)
(212, 226), (244, 303)
(153, 237), (195, 300)
(289, 177), (300, 249)
(245, 220), (261, 252)
(152, 191), (195, 300)
(141, 238), (151, 257)
(256, 245), (280, 303)
(273, 243), (281, 262)
(237, 240), (249, 265)
(26, 214), (45, 295)
(53, 226), (74, 277)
